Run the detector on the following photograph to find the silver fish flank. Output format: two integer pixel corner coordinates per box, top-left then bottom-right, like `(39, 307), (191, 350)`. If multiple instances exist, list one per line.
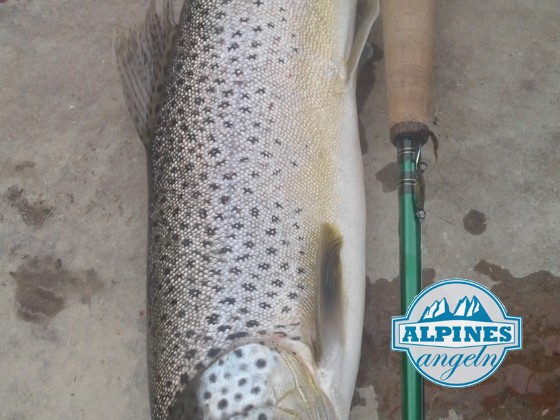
(115, 0), (379, 418)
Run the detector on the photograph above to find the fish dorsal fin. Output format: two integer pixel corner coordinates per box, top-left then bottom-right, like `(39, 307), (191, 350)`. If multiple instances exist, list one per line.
(313, 224), (345, 364)
(346, 0), (380, 81)
(114, 0), (177, 147)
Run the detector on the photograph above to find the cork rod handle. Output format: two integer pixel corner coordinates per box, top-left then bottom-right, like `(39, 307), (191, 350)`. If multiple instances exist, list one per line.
(382, 0), (435, 140)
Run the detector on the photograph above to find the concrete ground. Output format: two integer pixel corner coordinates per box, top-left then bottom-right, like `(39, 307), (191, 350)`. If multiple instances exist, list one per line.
(1, 0), (558, 419)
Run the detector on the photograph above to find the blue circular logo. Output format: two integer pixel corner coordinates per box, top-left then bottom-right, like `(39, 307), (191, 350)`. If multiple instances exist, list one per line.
(391, 279), (522, 387)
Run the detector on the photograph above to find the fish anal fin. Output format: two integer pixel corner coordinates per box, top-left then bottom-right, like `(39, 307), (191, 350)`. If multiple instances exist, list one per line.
(313, 223), (346, 364)
(114, 0), (177, 147)
(347, 0), (380, 81)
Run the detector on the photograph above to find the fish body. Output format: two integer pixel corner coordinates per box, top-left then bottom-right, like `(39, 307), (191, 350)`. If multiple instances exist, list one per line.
(115, 0), (379, 418)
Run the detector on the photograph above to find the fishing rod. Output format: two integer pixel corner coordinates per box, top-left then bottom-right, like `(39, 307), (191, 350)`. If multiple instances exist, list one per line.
(382, 0), (436, 419)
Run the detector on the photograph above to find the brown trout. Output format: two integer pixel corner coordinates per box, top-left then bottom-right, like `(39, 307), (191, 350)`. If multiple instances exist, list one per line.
(115, 0), (379, 418)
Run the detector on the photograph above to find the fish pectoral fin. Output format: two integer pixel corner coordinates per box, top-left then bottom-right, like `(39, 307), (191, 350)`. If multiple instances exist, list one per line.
(313, 224), (346, 364)
(114, 0), (177, 147)
(346, 0), (380, 81)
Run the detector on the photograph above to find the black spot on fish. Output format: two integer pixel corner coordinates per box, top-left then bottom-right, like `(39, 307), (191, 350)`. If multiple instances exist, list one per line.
(256, 359), (266, 369)
(219, 297), (236, 305)
(207, 348), (220, 358)
(209, 147), (221, 157)
(218, 399), (228, 409)
(180, 372), (189, 385)
(242, 283), (256, 292)
(251, 386), (261, 395)
(206, 313), (219, 325)
(227, 332), (248, 340)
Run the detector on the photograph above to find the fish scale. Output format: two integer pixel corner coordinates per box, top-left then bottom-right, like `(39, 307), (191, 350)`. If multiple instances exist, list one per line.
(116, 0), (379, 418)
(149, 0), (336, 408)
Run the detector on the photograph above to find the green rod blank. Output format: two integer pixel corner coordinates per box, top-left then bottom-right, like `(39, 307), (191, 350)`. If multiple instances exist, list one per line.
(396, 137), (424, 420)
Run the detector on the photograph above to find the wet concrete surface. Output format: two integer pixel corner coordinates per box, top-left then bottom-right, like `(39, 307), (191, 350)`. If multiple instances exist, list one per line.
(10, 256), (103, 322)
(5, 186), (54, 228)
(1, 0), (559, 419)
(463, 210), (487, 235)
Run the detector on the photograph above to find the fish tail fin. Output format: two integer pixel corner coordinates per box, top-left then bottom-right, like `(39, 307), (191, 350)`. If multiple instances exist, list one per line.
(114, 0), (177, 147)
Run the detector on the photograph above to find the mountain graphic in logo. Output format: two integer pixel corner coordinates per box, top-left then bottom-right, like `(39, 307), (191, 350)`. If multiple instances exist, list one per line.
(419, 296), (492, 322)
